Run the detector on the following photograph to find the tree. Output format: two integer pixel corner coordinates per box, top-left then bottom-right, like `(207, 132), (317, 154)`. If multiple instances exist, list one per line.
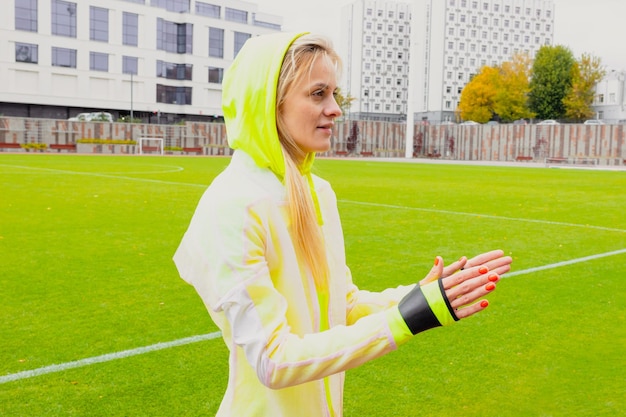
(334, 88), (356, 117)
(457, 66), (500, 123)
(528, 45), (575, 120)
(563, 53), (605, 121)
(494, 53), (536, 122)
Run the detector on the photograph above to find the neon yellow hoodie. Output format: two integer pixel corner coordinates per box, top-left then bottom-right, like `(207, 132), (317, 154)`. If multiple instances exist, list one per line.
(174, 32), (420, 416)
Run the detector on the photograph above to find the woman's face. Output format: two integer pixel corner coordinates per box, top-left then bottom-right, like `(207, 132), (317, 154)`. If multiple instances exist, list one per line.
(280, 57), (342, 154)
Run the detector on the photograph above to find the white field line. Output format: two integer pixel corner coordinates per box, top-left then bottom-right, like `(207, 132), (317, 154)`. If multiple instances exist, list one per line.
(2, 247), (625, 385)
(339, 199), (626, 234)
(3, 163), (625, 234)
(0, 332), (222, 384)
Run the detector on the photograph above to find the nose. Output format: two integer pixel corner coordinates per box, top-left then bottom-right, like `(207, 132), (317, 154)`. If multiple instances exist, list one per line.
(326, 96), (342, 118)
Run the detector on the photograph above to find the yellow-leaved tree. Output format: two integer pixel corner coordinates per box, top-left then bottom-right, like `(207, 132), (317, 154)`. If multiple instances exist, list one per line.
(457, 66), (500, 123)
(494, 53), (536, 122)
(563, 53), (605, 121)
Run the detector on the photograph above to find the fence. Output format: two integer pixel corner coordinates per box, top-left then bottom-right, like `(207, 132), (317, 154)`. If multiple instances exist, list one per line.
(1, 117), (625, 166)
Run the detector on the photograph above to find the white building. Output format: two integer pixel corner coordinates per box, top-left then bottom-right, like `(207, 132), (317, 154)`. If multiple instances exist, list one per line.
(592, 70), (626, 123)
(1, 0), (281, 122)
(341, 0), (555, 123)
(340, 0), (412, 121)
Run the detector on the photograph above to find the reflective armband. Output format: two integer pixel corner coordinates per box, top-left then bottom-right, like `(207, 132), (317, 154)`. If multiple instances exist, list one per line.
(397, 280), (459, 335)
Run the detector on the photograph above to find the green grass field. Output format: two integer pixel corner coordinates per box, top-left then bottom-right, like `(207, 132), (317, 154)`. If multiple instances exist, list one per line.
(1, 154), (625, 416)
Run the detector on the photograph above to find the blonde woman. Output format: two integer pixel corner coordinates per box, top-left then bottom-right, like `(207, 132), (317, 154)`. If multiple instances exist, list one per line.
(174, 32), (512, 417)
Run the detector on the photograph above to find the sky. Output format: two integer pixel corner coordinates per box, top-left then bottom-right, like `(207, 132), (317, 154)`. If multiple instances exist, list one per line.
(258, 0), (626, 71)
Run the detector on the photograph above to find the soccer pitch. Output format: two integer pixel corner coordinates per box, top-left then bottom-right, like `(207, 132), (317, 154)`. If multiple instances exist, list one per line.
(1, 154), (624, 416)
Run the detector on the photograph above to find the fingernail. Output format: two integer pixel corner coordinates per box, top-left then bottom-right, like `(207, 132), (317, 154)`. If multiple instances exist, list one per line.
(488, 274), (499, 282)
(434, 257), (439, 266)
(480, 300), (489, 308)
(485, 283), (496, 291)
(478, 266), (489, 274)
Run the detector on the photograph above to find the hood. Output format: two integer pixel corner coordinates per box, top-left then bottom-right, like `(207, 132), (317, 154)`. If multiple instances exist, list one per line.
(222, 32), (313, 182)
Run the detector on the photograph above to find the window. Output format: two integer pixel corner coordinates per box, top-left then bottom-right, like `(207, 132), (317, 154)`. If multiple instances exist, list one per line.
(51, 0), (77, 38)
(152, 0), (189, 13)
(196, 2), (220, 18)
(123, 56), (138, 75)
(208, 67), (224, 83)
(156, 84), (192, 105)
(123, 12), (138, 46)
(90, 7), (108, 42)
(15, 0), (38, 32)
(52, 46), (76, 68)
(225, 7), (247, 23)
(209, 27), (224, 58)
(234, 32), (251, 56)
(157, 60), (192, 80)
(90, 52), (108, 71)
(157, 19), (192, 54)
(15, 42), (38, 63)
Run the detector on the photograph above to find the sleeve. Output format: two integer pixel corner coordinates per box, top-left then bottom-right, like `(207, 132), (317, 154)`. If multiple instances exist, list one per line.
(344, 266), (415, 326)
(174, 189), (413, 390)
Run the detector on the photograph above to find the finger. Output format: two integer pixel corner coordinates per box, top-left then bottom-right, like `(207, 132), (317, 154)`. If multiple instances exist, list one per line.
(454, 299), (489, 319)
(441, 256), (467, 278)
(464, 249), (505, 269)
(419, 256), (444, 285)
(441, 264), (490, 290)
(482, 256), (513, 276)
(449, 279), (497, 309)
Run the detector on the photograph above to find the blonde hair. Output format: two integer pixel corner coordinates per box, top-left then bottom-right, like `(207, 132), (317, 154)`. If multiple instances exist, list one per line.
(276, 34), (341, 288)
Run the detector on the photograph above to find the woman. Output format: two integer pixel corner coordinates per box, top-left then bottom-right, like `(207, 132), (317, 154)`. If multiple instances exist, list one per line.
(174, 32), (512, 416)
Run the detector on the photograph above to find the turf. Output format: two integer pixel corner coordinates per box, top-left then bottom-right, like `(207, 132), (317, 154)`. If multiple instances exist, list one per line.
(1, 154), (624, 416)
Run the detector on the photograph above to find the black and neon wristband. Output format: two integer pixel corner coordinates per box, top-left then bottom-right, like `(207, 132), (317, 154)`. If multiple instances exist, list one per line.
(398, 280), (459, 335)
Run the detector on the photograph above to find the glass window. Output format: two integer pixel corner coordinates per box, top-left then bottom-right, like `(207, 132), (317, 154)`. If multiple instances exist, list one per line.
(208, 67), (224, 83)
(90, 52), (108, 72)
(157, 19), (192, 54)
(157, 60), (192, 80)
(156, 84), (192, 105)
(209, 27), (224, 58)
(90, 7), (109, 42)
(15, 0), (38, 32)
(15, 42), (38, 63)
(123, 56), (138, 75)
(52, 46), (77, 68)
(225, 8), (247, 23)
(151, 0), (189, 13)
(196, 2), (220, 18)
(234, 32), (251, 57)
(52, 0), (77, 38)
(123, 12), (138, 46)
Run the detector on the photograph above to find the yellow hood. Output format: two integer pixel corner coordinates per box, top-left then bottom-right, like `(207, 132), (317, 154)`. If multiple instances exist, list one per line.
(222, 31), (314, 181)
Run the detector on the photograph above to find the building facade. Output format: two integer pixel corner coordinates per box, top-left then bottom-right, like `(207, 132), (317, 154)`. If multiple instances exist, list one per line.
(340, 0), (412, 122)
(592, 70), (626, 123)
(2, 0), (281, 123)
(341, 0), (555, 124)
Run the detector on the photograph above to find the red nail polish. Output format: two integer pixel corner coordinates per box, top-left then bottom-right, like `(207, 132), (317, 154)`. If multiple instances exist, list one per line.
(434, 257), (439, 266)
(480, 300), (489, 308)
(485, 283), (496, 291)
(478, 266), (488, 274)
(488, 274), (499, 282)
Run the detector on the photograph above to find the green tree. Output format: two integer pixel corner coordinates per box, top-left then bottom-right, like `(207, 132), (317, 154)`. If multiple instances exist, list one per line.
(528, 45), (575, 120)
(458, 66), (500, 123)
(494, 53), (536, 122)
(334, 88), (356, 116)
(563, 53), (605, 121)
